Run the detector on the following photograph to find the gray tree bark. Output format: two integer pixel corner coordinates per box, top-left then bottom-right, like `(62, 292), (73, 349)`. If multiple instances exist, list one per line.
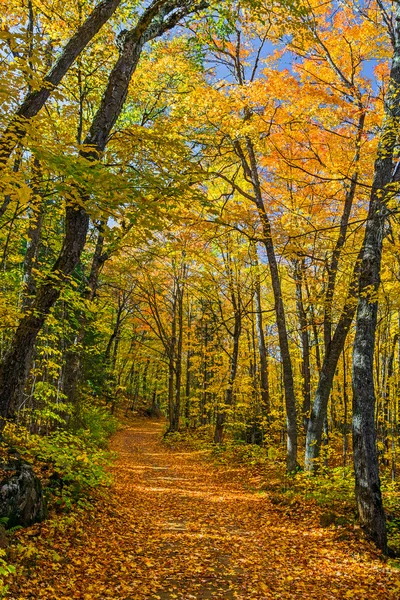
(294, 259), (311, 432)
(352, 4), (400, 554)
(305, 247), (362, 471)
(254, 256), (270, 416)
(240, 138), (298, 471)
(214, 311), (241, 444)
(214, 252), (242, 444)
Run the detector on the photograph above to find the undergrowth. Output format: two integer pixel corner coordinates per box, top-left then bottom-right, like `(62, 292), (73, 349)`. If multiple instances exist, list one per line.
(0, 404), (118, 596)
(2, 406), (118, 511)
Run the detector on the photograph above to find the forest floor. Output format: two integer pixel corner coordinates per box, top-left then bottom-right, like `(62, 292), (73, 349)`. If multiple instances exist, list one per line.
(7, 418), (400, 599)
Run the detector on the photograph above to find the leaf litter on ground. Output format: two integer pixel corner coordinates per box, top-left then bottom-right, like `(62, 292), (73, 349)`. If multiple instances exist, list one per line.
(6, 419), (400, 599)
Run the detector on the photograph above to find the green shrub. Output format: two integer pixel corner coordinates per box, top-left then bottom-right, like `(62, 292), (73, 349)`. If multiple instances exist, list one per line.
(35, 430), (112, 509)
(75, 404), (118, 448)
(293, 467), (355, 506)
(3, 422), (113, 511)
(163, 431), (184, 447)
(212, 440), (269, 466)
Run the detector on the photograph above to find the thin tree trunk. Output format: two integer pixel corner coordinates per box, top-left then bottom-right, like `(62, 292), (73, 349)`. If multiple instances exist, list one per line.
(200, 323), (209, 427)
(173, 282), (184, 431)
(342, 348), (349, 468)
(63, 224), (107, 407)
(220, 32), (297, 468)
(383, 333), (398, 467)
(238, 138), (297, 470)
(214, 312), (241, 444)
(141, 358), (150, 404)
(0, 149), (22, 221)
(168, 293), (177, 432)
(22, 158), (44, 310)
(254, 258), (270, 416)
(214, 250), (242, 444)
(304, 110), (365, 469)
(294, 260), (311, 432)
(184, 302), (193, 424)
(323, 112), (365, 349)
(305, 248), (362, 471)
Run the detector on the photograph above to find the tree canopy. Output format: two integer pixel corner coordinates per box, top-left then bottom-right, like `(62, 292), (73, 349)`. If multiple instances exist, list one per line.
(1, 0), (400, 575)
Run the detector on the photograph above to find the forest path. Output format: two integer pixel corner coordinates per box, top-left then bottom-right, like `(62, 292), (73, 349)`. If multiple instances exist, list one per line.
(9, 419), (400, 599)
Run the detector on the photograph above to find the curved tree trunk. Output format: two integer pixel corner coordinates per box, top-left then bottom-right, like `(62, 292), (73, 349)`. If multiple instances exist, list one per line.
(294, 260), (311, 432)
(304, 111), (365, 471)
(214, 248), (242, 443)
(214, 312), (241, 444)
(173, 280), (184, 431)
(63, 224), (107, 407)
(168, 293), (177, 431)
(304, 246), (363, 471)
(254, 258), (270, 416)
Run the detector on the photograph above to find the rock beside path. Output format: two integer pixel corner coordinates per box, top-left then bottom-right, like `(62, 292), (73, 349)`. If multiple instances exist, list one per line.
(0, 462), (46, 527)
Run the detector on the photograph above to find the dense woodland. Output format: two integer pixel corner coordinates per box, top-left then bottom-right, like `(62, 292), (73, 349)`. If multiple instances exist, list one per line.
(1, 0), (400, 572)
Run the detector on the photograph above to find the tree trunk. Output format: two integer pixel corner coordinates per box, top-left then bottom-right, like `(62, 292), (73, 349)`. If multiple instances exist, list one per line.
(342, 348), (349, 468)
(173, 281), (184, 431)
(239, 137), (297, 471)
(352, 4), (400, 553)
(323, 112), (365, 350)
(168, 293), (177, 432)
(104, 299), (124, 368)
(214, 249), (242, 444)
(254, 259), (270, 416)
(304, 277), (322, 373)
(0, 144), (23, 222)
(63, 225), (107, 407)
(214, 311), (241, 444)
(304, 110), (365, 469)
(200, 323), (209, 426)
(294, 260), (311, 432)
(184, 303), (193, 424)
(305, 249), (362, 471)
(22, 159), (44, 311)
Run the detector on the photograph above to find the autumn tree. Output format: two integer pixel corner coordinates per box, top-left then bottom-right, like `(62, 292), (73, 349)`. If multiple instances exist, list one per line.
(0, 0), (208, 423)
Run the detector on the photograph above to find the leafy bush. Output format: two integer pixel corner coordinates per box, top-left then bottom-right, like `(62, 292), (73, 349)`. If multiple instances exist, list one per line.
(212, 440), (269, 467)
(35, 430), (112, 509)
(163, 431), (184, 447)
(75, 404), (118, 448)
(31, 381), (73, 426)
(2, 419), (113, 511)
(381, 477), (400, 554)
(293, 467), (356, 507)
(162, 427), (213, 451)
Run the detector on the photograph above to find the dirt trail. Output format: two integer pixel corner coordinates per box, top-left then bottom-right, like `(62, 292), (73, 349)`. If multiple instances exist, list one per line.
(9, 420), (400, 599)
